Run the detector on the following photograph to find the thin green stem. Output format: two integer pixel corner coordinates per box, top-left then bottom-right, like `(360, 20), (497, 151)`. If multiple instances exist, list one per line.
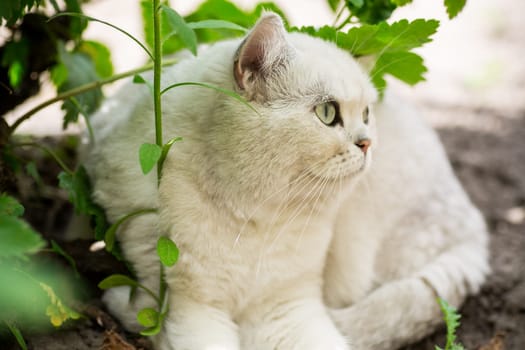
(137, 283), (162, 306)
(332, 2), (347, 27)
(153, 0), (163, 183)
(9, 60), (177, 135)
(50, 13), (153, 60)
(12, 142), (73, 174)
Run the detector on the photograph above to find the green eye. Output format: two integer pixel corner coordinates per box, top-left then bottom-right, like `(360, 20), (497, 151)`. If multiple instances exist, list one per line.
(314, 102), (337, 126)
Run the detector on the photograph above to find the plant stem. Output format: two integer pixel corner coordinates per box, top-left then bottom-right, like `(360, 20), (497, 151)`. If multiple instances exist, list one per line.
(8, 60), (178, 135)
(153, 0), (163, 184)
(12, 142), (74, 174)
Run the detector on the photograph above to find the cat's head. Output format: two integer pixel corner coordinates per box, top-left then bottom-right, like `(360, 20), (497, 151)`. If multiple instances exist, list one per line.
(205, 13), (377, 206)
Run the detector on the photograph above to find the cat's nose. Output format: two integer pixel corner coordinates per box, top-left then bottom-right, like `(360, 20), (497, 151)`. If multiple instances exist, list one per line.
(355, 138), (371, 155)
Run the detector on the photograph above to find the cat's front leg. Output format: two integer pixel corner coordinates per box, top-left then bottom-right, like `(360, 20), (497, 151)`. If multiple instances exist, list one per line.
(241, 297), (349, 350)
(153, 295), (240, 350)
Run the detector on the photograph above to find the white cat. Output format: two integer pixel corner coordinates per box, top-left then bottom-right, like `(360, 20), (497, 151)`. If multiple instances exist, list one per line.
(84, 13), (489, 350)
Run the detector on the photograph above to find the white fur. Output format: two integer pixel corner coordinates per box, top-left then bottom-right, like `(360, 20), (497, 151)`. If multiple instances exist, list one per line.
(85, 13), (489, 350)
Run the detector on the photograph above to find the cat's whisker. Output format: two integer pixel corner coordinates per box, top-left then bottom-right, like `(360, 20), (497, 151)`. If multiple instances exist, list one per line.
(232, 160), (325, 247)
(293, 165), (334, 255)
(265, 166), (329, 255)
(255, 162), (328, 273)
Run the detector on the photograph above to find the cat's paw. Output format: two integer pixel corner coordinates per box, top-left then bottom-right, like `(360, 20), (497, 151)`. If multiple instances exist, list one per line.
(102, 286), (156, 332)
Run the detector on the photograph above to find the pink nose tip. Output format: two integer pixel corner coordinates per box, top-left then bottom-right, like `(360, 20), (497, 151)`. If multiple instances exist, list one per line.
(355, 138), (371, 154)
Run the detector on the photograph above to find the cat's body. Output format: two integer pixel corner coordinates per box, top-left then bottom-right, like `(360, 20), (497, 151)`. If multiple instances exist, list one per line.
(84, 13), (489, 350)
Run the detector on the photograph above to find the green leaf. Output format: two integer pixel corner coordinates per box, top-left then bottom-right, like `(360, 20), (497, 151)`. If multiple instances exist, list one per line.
(133, 74), (147, 84)
(158, 136), (183, 173)
(139, 143), (162, 175)
(348, 0), (364, 7)
(157, 236), (179, 267)
(391, 0), (413, 5)
(55, 42), (103, 128)
(133, 74), (153, 93)
(140, 322), (162, 336)
(346, 19), (440, 56)
(0, 216), (45, 259)
(328, 0), (342, 12)
(187, 19), (247, 32)
(58, 167), (108, 240)
(78, 40), (114, 78)
(0, 194), (24, 217)
(161, 5), (198, 56)
(8, 61), (25, 88)
(444, 0), (467, 19)
(371, 51), (427, 91)
(5, 322), (28, 350)
(98, 274), (138, 290)
(437, 298), (465, 350)
(25, 161), (42, 185)
(345, 0), (397, 24)
(137, 307), (159, 328)
(50, 63), (69, 87)
(64, 0), (87, 39)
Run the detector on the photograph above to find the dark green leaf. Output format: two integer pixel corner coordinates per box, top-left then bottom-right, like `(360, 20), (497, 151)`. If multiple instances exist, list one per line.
(161, 5), (198, 56)
(98, 274), (138, 290)
(137, 307), (158, 328)
(346, 0), (397, 24)
(64, 0), (87, 39)
(58, 167), (108, 240)
(0, 194), (24, 217)
(348, 0), (364, 8)
(133, 74), (147, 84)
(25, 161), (42, 185)
(133, 74), (153, 94)
(140, 322), (162, 336)
(328, 0), (342, 12)
(56, 42), (103, 128)
(78, 40), (114, 78)
(139, 143), (162, 175)
(444, 0), (467, 19)
(157, 236), (179, 267)
(0, 216), (45, 258)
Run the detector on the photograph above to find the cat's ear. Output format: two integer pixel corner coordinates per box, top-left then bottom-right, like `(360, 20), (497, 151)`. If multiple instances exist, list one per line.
(233, 12), (291, 95)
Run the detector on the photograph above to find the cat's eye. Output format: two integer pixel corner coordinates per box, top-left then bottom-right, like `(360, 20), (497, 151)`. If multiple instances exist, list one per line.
(363, 106), (370, 124)
(314, 102), (339, 126)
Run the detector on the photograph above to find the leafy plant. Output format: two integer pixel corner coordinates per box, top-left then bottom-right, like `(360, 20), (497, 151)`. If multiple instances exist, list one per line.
(435, 298), (466, 350)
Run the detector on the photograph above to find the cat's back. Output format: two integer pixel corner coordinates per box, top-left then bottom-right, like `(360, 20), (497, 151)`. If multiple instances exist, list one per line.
(84, 40), (241, 220)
